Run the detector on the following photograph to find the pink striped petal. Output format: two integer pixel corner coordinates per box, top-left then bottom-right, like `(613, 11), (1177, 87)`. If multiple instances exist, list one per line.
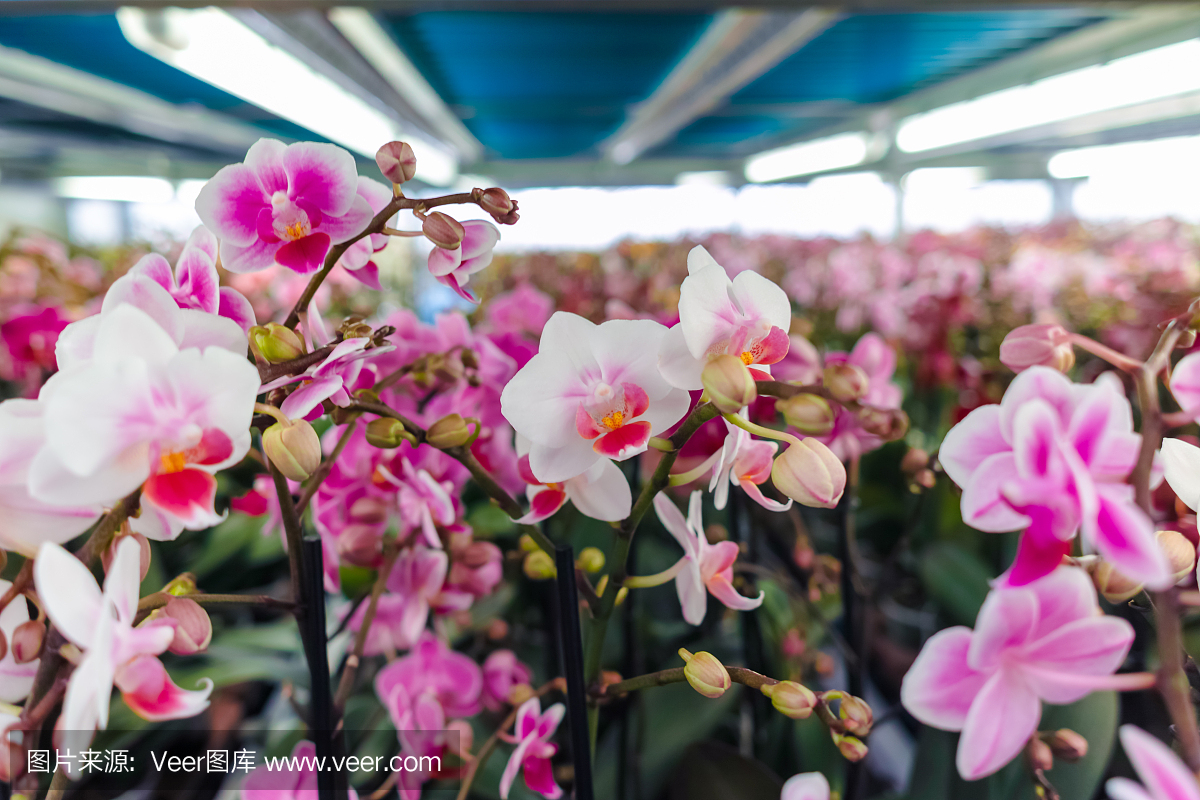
(957, 668), (1040, 780)
(707, 573), (763, 611)
(194, 163), (268, 247)
(901, 627), (986, 731)
(968, 586), (1037, 671)
(1118, 725), (1200, 800)
(116, 655), (212, 721)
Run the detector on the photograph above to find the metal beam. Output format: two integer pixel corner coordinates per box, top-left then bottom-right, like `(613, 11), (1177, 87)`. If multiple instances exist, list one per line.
(0, 2), (1160, 13)
(602, 8), (841, 165)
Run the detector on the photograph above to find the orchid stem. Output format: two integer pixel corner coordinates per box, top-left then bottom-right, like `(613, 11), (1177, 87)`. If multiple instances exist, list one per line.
(722, 412), (802, 448)
(623, 559), (686, 589)
(334, 539), (400, 711)
(668, 451), (721, 487)
(1068, 333), (1145, 374)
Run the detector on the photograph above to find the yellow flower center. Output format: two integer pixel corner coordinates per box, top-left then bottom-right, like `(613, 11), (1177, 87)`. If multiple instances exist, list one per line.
(601, 411), (625, 430)
(283, 221), (310, 241)
(739, 351), (754, 365)
(159, 451), (187, 474)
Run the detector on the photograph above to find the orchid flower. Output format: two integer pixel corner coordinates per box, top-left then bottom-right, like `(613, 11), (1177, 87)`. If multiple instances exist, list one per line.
(348, 546), (448, 655)
(196, 138), (373, 274)
(374, 632), (483, 719)
(901, 567), (1137, 780)
(428, 219), (501, 303)
(650, 491), (764, 625)
(0, 578), (38, 702)
(514, 452), (632, 524)
(30, 305), (259, 541)
(782, 772), (830, 800)
(483, 650), (533, 712)
(391, 458), (457, 548)
(709, 421), (792, 513)
(35, 539), (212, 746)
(938, 366), (1170, 588)
(242, 740), (360, 800)
(128, 226), (255, 332)
(499, 697), (566, 800)
(1108, 725), (1200, 800)
(335, 177), (394, 290)
(1161, 438), (1200, 520)
(500, 311), (691, 482)
(814, 333), (904, 461)
(658, 245), (791, 390)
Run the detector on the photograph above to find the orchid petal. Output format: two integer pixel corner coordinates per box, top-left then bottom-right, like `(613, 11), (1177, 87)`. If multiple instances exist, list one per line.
(900, 627), (986, 731)
(956, 669), (1041, 780)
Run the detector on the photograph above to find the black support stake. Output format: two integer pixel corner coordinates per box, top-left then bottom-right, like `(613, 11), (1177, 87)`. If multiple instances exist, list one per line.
(300, 536), (341, 800)
(554, 545), (594, 800)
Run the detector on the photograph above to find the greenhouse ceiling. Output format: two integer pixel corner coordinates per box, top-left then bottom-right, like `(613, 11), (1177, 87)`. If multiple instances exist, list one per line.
(1, 2), (1200, 187)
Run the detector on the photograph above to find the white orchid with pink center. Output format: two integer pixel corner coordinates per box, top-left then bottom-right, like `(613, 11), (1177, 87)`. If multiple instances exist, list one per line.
(429, 219), (501, 303)
(35, 538), (212, 745)
(659, 245), (791, 391)
(513, 440), (632, 523)
(709, 420), (792, 513)
(650, 490), (764, 625)
(501, 311), (690, 482)
(197, 138), (373, 274)
(500, 696), (566, 800)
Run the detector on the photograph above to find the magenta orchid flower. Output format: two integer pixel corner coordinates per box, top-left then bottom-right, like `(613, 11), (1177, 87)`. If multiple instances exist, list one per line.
(499, 696), (566, 800)
(0, 304), (70, 394)
(428, 219), (501, 303)
(710, 421), (792, 513)
(514, 452), (632, 524)
(501, 311), (690, 482)
(196, 138), (372, 274)
(782, 772), (830, 800)
(1108, 725), (1200, 800)
(939, 366), (1170, 589)
(35, 539), (212, 744)
(658, 245), (791, 390)
(348, 546), (448, 655)
(653, 490), (764, 625)
(335, 177), (394, 290)
(0, 577), (38, 702)
(375, 633), (483, 719)
(390, 458), (457, 548)
(30, 305), (260, 541)
(483, 650), (533, 712)
(128, 226), (256, 332)
(241, 740), (360, 800)
(901, 567), (1136, 780)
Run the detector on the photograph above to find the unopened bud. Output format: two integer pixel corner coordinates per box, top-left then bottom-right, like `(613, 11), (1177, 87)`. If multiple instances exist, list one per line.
(508, 683), (535, 706)
(338, 524), (384, 568)
(479, 187), (517, 224)
(859, 407), (909, 440)
(523, 550), (556, 580)
(761, 681), (816, 719)
(1157, 529), (1196, 583)
(349, 497), (389, 525)
(772, 438), (846, 509)
(376, 141), (417, 184)
(487, 619), (509, 640)
(576, 547), (605, 573)
(600, 671), (623, 691)
(778, 394), (835, 435)
(1092, 559), (1144, 603)
(823, 363), (869, 403)
(838, 695), (874, 737)
(834, 734), (868, 762)
(914, 469), (936, 489)
(102, 533), (151, 580)
(164, 573), (198, 596)
(1045, 729), (1088, 762)
(702, 354), (757, 414)
(251, 323), (305, 363)
(11, 619), (44, 664)
(162, 597), (212, 655)
(679, 649), (730, 699)
(900, 447), (929, 475)
(1026, 737), (1054, 772)
(1000, 323), (1075, 374)
(263, 419), (322, 481)
(518, 534), (540, 553)
(365, 417), (416, 449)
(422, 212), (464, 250)
(426, 414), (475, 449)
(445, 719), (473, 756)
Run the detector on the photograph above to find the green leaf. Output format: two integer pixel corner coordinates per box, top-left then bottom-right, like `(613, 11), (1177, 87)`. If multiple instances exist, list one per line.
(918, 543), (992, 626)
(666, 741), (782, 800)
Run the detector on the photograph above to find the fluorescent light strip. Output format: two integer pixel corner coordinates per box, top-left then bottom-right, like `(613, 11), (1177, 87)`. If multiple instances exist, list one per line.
(1048, 135), (1200, 179)
(744, 132), (869, 183)
(116, 7), (457, 186)
(56, 176), (175, 203)
(897, 39), (1200, 153)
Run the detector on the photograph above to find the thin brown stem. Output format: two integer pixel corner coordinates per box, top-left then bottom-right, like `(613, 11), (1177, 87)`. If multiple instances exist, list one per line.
(135, 592), (295, 620)
(598, 666), (778, 698)
(269, 462), (305, 606)
(257, 344), (337, 385)
(297, 420), (359, 516)
(334, 541), (401, 710)
(454, 681), (561, 800)
(0, 560), (33, 615)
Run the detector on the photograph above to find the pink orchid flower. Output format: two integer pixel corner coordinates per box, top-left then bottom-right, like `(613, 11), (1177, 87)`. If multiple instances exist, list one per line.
(814, 333), (903, 461)
(782, 772), (830, 800)
(658, 245), (791, 391)
(0, 577), (38, 702)
(939, 366), (1169, 589)
(1108, 725), (1200, 800)
(348, 546), (448, 655)
(428, 219), (501, 303)
(35, 539), (211, 744)
(0, 304), (70, 393)
(901, 567), (1135, 780)
(196, 138), (373, 274)
(335, 177), (394, 290)
(128, 226), (256, 332)
(710, 421), (792, 513)
(390, 458), (457, 548)
(499, 696), (565, 800)
(374, 632), (483, 719)
(30, 305), (260, 541)
(483, 650), (533, 712)
(241, 740), (360, 800)
(514, 452), (632, 524)
(500, 312), (690, 482)
(653, 490), (764, 625)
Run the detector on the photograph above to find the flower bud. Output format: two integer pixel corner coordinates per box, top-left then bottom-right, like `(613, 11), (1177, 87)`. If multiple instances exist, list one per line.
(251, 323), (305, 363)
(900, 447), (929, 475)
(772, 439), (846, 509)
(834, 734), (868, 762)
(365, 417), (416, 449)
(777, 394), (835, 435)
(859, 407), (909, 440)
(422, 212), (464, 250)
(1157, 529), (1196, 583)
(523, 550), (557, 580)
(761, 681), (816, 719)
(426, 414), (475, 449)
(479, 188), (519, 225)
(263, 419), (322, 481)
(823, 363), (869, 403)
(11, 619), (44, 664)
(702, 354), (757, 414)
(1026, 737), (1054, 772)
(445, 719), (473, 757)
(1045, 729), (1088, 762)
(838, 695), (874, 737)
(487, 619), (509, 640)
(679, 649), (730, 699)
(576, 547), (605, 573)
(162, 597), (212, 655)
(349, 497), (389, 525)
(338, 524), (384, 568)
(164, 573), (198, 596)
(508, 683), (535, 706)
(1000, 323), (1074, 374)
(376, 141), (417, 184)
(1091, 559), (1143, 603)
(103, 533), (151, 580)
(518, 534), (540, 553)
